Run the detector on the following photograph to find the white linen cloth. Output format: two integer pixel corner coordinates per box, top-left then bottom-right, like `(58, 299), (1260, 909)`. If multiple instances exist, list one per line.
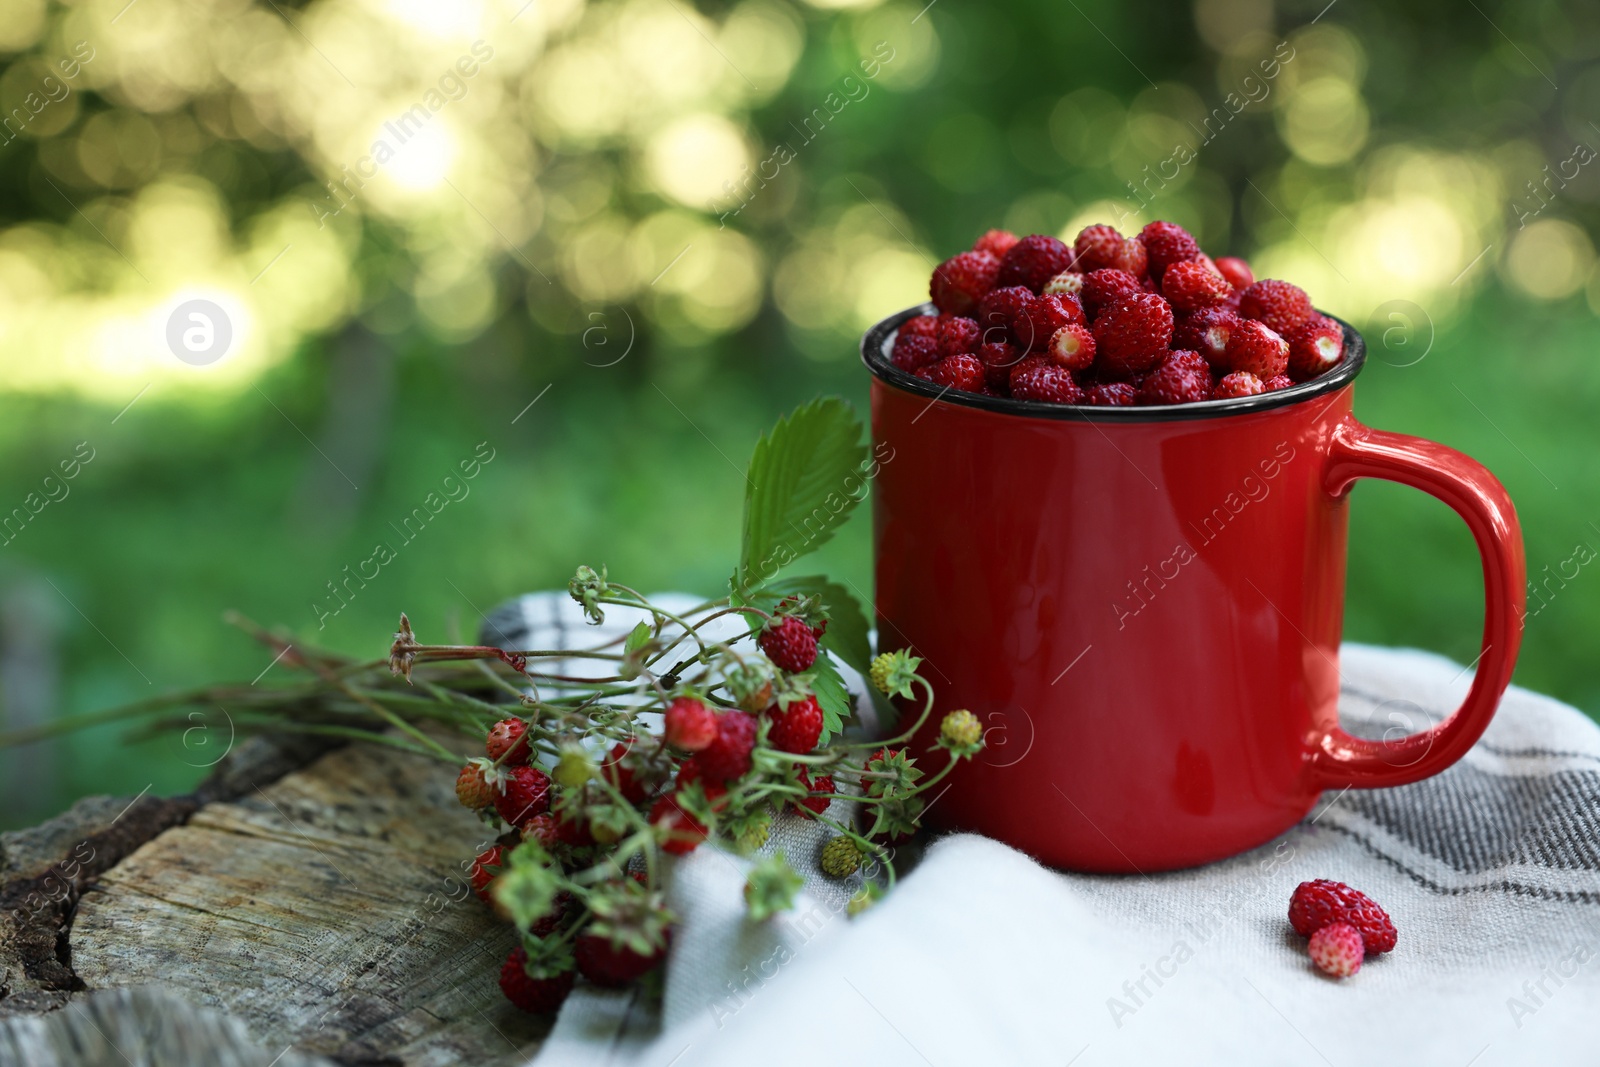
(485, 594), (1600, 1066)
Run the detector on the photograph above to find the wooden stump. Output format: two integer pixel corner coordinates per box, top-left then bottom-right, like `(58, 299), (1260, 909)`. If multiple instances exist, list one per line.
(0, 735), (548, 1066)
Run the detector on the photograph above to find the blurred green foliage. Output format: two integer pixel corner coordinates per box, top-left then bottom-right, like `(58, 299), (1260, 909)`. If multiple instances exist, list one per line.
(2, 0), (1599, 827)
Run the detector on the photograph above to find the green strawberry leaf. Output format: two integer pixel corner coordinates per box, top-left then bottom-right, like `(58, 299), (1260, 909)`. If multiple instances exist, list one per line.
(805, 653), (851, 745)
(732, 398), (868, 598)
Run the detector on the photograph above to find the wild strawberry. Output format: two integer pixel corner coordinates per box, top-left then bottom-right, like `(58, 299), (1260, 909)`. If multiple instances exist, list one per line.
(1174, 306), (1240, 364)
(1212, 371), (1265, 398)
(820, 835), (863, 878)
(1010, 362), (1085, 404)
(601, 740), (650, 804)
(760, 616), (818, 673)
(522, 813), (561, 849)
(575, 930), (669, 987)
(1239, 279), (1314, 336)
(936, 315), (982, 358)
(925, 353), (987, 393)
(1289, 879), (1398, 954)
(500, 947), (575, 1013)
(664, 697), (717, 752)
(1092, 292), (1174, 378)
(1161, 260), (1233, 311)
(1213, 255), (1254, 291)
(494, 765), (552, 827)
(793, 767), (834, 818)
(1015, 292), (1085, 352)
(1264, 374), (1293, 391)
(972, 228), (1019, 259)
(698, 711), (759, 782)
(1042, 270), (1085, 297)
(775, 595), (827, 638)
(1223, 319), (1289, 379)
(976, 285), (1034, 339)
(1073, 224), (1149, 276)
(455, 763), (492, 809)
(673, 756), (727, 800)
(898, 313), (940, 339)
(1045, 323), (1095, 371)
(649, 792), (708, 855)
(1138, 363), (1210, 405)
(890, 332), (939, 373)
(1087, 381), (1138, 406)
(1006, 353), (1050, 392)
(767, 694), (824, 754)
(486, 718), (530, 764)
(1081, 268), (1144, 317)
(1307, 922), (1364, 978)
(1287, 314), (1345, 379)
(1161, 348), (1211, 377)
(555, 811), (595, 847)
(997, 234), (1075, 292)
(977, 340), (1023, 390)
(929, 249), (999, 315)
(1138, 220), (1202, 276)
(470, 845), (504, 901)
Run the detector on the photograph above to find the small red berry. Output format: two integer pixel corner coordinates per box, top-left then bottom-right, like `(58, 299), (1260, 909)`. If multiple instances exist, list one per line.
(1015, 292), (1085, 351)
(1086, 381), (1138, 406)
(975, 285), (1034, 339)
(499, 947), (575, 1013)
(1289, 879), (1398, 954)
(1212, 371), (1265, 398)
(972, 228), (1019, 259)
(1174, 306), (1240, 364)
(925, 353), (987, 393)
(793, 767), (834, 818)
(1010, 362), (1085, 404)
(767, 694), (824, 754)
(1264, 373), (1293, 391)
(890, 331), (939, 373)
(1308, 922), (1364, 979)
(929, 249), (999, 315)
(698, 711), (759, 783)
(575, 930), (670, 988)
(1045, 323), (1095, 371)
(1138, 220), (1202, 276)
(996, 234), (1075, 293)
(523, 813), (561, 849)
(1041, 270), (1085, 297)
(1006, 353), (1049, 392)
(1137, 363), (1210, 405)
(601, 739), (650, 804)
(494, 765), (552, 827)
(1072, 224), (1148, 276)
(1080, 268), (1144, 317)
(1223, 319), (1289, 379)
(1213, 255), (1254, 290)
(898, 313), (939, 339)
(663, 697), (717, 752)
(759, 616), (818, 673)
(1161, 260), (1233, 312)
(1161, 348), (1211, 377)
(1092, 292), (1174, 378)
(486, 719), (530, 764)
(470, 845), (504, 901)
(1239, 279), (1314, 336)
(935, 315), (982, 358)
(1287, 314), (1345, 380)
(649, 792), (708, 855)
(977, 340), (1023, 390)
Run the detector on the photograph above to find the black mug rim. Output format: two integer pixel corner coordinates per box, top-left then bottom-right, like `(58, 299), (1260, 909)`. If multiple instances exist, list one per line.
(860, 302), (1366, 422)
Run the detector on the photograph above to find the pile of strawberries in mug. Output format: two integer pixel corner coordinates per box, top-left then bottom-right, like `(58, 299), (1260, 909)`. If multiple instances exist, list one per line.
(894, 221), (1346, 406)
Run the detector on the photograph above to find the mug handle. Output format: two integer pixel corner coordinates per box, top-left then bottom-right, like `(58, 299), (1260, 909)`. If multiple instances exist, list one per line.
(1309, 416), (1527, 788)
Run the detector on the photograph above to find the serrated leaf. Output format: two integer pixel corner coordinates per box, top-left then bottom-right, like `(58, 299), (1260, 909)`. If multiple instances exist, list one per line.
(733, 398), (868, 597)
(624, 620), (652, 654)
(807, 653), (850, 744)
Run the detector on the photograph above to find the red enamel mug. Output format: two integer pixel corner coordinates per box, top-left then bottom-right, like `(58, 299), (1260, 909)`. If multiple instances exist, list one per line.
(864, 305), (1526, 872)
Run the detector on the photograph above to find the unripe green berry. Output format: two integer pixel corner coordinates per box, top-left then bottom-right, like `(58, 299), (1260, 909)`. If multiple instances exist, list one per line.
(820, 835), (863, 878)
(940, 709), (982, 749)
(868, 653), (895, 696)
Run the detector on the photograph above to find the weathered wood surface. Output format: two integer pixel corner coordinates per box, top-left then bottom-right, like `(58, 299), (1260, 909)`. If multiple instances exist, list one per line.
(0, 735), (549, 1067)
